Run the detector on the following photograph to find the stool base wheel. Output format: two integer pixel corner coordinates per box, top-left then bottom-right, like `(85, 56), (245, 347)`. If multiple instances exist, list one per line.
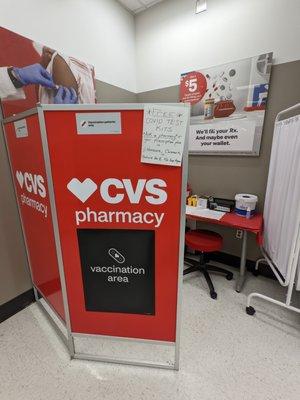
(246, 306), (256, 316)
(226, 272), (233, 281)
(210, 291), (217, 300)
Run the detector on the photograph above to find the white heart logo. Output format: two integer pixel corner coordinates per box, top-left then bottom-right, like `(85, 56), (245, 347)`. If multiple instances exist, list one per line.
(16, 171), (24, 188)
(67, 178), (97, 203)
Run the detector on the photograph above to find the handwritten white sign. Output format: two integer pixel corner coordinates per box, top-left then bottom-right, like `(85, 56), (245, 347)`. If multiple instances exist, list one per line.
(141, 104), (189, 167)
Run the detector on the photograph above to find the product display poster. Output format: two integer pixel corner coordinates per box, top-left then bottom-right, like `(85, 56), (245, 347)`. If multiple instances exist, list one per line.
(0, 26), (96, 118)
(77, 229), (155, 315)
(180, 53), (273, 155)
(141, 104), (189, 166)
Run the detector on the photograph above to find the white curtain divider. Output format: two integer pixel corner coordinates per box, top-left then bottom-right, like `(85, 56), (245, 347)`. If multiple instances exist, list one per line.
(297, 249), (300, 290)
(263, 115), (300, 286)
(246, 107), (300, 318)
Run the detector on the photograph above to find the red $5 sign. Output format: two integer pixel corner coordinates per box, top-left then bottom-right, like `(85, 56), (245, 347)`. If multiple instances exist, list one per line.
(180, 71), (207, 105)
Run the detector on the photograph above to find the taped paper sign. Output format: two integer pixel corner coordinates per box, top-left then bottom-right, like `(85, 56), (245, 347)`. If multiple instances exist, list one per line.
(76, 113), (121, 134)
(141, 104), (189, 167)
(14, 119), (28, 138)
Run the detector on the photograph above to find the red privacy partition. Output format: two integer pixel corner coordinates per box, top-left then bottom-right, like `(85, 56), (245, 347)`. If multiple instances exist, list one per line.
(44, 108), (183, 341)
(3, 112), (65, 320)
(2, 104), (188, 368)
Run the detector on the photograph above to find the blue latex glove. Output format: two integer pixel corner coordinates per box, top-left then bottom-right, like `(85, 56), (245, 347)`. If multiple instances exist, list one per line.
(54, 87), (78, 104)
(13, 63), (55, 88)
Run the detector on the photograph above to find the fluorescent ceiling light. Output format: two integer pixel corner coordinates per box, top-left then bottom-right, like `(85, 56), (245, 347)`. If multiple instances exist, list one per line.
(196, 0), (207, 14)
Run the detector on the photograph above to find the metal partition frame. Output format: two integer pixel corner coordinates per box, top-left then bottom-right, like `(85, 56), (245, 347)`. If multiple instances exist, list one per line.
(2, 103), (190, 370)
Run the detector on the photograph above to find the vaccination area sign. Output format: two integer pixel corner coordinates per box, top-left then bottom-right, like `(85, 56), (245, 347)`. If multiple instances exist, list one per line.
(2, 104), (189, 369)
(180, 53), (273, 155)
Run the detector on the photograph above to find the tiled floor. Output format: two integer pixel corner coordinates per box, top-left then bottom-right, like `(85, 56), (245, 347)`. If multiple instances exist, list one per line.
(1, 265), (299, 400)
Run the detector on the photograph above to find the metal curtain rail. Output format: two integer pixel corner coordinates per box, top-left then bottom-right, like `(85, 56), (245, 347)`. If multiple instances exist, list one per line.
(275, 102), (300, 122)
(246, 103), (300, 317)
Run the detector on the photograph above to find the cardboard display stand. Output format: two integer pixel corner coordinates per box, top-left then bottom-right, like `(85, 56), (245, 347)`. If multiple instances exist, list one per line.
(2, 104), (189, 369)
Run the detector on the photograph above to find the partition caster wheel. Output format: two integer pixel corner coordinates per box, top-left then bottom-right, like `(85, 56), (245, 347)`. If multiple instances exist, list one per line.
(246, 306), (256, 316)
(252, 269), (259, 277)
(210, 291), (217, 300)
(226, 272), (233, 281)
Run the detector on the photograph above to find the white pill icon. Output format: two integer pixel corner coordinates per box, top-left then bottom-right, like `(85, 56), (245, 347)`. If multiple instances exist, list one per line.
(108, 248), (125, 264)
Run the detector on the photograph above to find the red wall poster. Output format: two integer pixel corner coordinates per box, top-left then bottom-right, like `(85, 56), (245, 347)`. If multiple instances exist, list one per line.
(0, 26), (96, 119)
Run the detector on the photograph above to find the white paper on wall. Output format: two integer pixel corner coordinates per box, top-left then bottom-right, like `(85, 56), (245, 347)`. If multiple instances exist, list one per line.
(141, 104), (189, 167)
(189, 118), (256, 153)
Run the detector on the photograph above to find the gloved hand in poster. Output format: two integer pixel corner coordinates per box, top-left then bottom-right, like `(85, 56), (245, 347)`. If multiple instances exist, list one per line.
(54, 86), (78, 104)
(12, 63), (56, 88)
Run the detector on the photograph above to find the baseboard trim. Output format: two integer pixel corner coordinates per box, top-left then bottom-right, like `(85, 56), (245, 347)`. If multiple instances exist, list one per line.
(0, 289), (35, 323)
(210, 251), (276, 280)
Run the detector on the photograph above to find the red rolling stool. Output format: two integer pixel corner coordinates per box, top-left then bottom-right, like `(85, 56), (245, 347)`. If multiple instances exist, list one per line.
(184, 230), (233, 299)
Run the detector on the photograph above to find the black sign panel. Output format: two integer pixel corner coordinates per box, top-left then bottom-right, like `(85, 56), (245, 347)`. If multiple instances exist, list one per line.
(77, 229), (155, 315)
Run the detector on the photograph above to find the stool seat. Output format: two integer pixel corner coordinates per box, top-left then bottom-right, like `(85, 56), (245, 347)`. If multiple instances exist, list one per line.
(185, 229), (223, 253)
(184, 229), (232, 299)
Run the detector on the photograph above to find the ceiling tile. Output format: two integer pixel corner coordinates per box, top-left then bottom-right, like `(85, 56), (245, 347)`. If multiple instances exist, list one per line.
(118, 0), (165, 14)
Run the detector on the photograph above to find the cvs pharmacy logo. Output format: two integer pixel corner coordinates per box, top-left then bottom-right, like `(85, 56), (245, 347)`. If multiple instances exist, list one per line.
(67, 178), (97, 203)
(15, 170), (46, 198)
(67, 177), (167, 205)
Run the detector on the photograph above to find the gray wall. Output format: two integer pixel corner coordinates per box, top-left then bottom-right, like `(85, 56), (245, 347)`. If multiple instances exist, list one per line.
(137, 60), (300, 260)
(0, 80), (137, 306)
(95, 80), (137, 103)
